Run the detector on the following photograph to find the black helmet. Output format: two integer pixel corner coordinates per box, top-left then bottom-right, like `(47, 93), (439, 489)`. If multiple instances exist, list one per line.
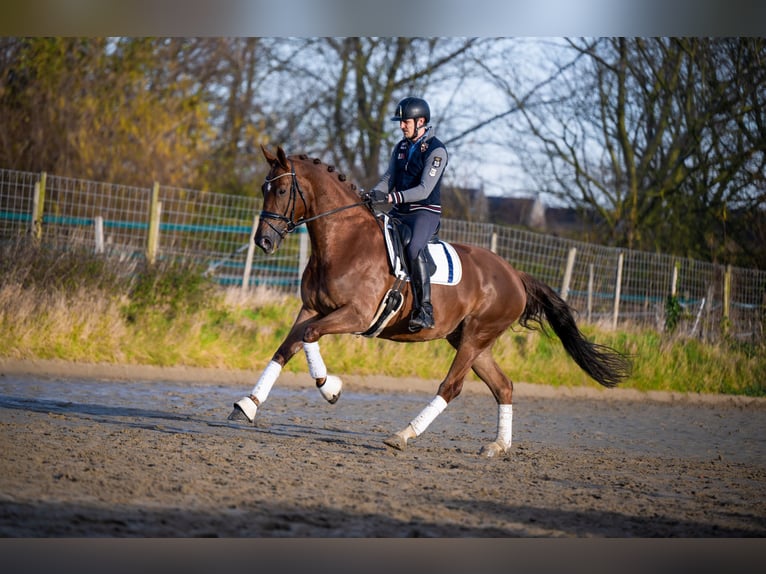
(391, 97), (430, 124)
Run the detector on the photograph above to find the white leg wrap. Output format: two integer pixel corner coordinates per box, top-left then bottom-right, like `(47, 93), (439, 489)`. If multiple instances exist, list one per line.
(410, 395), (448, 436)
(250, 360), (282, 405)
(496, 404), (513, 449)
(317, 374), (343, 403)
(303, 341), (327, 380)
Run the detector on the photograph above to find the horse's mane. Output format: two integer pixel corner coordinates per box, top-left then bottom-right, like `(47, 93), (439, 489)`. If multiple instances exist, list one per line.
(295, 154), (360, 195)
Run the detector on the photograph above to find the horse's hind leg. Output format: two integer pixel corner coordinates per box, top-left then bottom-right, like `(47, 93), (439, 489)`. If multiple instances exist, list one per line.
(470, 348), (514, 458)
(383, 325), (488, 451)
(384, 332), (513, 457)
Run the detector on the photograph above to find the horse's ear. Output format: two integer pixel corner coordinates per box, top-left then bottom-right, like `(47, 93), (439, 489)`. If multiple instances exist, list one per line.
(260, 144), (290, 170)
(261, 144), (277, 166)
(276, 146), (289, 170)
(261, 144), (278, 167)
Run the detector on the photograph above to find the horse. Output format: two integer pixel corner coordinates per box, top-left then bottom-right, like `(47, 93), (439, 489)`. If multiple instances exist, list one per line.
(228, 145), (632, 457)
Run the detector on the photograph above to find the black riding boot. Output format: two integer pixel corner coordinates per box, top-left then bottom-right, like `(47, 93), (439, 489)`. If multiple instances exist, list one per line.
(408, 250), (434, 332)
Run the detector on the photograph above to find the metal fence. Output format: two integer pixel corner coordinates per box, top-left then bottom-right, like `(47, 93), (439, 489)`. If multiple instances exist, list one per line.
(2, 168), (764, 342)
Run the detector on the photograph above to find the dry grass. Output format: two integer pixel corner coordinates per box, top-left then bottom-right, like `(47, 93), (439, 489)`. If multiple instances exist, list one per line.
(0, 283), (128, 362)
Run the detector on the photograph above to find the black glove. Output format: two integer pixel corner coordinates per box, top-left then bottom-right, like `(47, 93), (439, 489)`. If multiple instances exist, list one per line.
(368, 189), (389, 204)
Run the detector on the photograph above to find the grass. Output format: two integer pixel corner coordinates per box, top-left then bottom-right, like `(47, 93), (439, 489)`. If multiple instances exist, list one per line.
(1, 239), (764, 397)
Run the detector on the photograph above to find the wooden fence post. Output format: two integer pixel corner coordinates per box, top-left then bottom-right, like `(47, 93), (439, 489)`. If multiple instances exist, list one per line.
(671, 261), (679, 297)
(723, 264), (732, 335)
(146, 182), (161, 265)
(561, 247), (577, 301)
(297, 227), (309, 297)
(31, 172), (47, 242)
(94, 216), (105, 254)
(587, 263), (594, 323)
(242, 214), (259, 294)
(612, 252), (624, 331)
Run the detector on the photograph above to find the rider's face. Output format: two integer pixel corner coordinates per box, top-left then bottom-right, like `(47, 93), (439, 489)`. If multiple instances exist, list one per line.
(400, 118), (423, 141)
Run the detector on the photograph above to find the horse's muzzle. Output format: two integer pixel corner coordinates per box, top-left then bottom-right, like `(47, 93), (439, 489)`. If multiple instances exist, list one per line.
(255, 235), (276, 255)
(254, 217), (287, 255)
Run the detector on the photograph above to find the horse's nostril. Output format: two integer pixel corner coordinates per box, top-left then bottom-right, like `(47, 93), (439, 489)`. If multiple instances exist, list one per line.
(257, 237), (273, 253)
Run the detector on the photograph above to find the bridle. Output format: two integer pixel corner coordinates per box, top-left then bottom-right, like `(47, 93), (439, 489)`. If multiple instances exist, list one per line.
(259, 159), (371, 238)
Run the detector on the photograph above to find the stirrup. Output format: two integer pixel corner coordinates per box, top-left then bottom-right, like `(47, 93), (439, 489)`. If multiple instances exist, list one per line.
(408, 307), (434, 332)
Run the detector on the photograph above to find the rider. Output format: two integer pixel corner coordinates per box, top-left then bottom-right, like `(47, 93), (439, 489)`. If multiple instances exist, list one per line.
(369, 97), (448, 332)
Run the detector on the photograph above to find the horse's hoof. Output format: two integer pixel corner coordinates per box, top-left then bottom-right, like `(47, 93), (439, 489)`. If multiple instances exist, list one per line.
(480, 441), (507, 458)
(383, 433), (408, 451)
(227, 405), (251, 423)
(317, 375), (343, 404)
(228, 396), (257, 424)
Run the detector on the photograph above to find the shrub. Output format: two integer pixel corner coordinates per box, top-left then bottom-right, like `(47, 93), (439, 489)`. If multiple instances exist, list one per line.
(123, 257), (218, 322)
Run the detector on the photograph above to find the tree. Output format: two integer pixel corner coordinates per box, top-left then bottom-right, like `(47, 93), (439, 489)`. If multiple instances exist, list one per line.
(1, 37), (505, 206)
(0, 38), (213, 188)
(495, 37), (766, 266)
(178, 38), (280, 195)
(257, 37), (485, 190)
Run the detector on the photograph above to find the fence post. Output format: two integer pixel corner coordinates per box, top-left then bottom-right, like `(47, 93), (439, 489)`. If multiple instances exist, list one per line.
(612, 252), (624, 330)
(31, 172), (47, 241)
(146, 182), (161, 265)
(94, 216), (105, 254)
(490, 232), (498, 254)
(297, 227), (309, 297)
(723, 264), (732, 335)
(671, 261), (679, 297)
(242, 214), (259, 294)
(587, 263), (594, 323)
(561, 247), (577, 301)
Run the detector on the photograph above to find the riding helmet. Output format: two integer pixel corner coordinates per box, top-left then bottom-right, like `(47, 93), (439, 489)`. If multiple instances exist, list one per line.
(391, 97), (430, 124)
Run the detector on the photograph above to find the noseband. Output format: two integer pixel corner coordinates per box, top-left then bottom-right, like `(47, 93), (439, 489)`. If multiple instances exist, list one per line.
(259, 159), (369, 238)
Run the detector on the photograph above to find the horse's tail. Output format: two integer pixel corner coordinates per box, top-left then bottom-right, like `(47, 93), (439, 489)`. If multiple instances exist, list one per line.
(518, 272), (632, 388)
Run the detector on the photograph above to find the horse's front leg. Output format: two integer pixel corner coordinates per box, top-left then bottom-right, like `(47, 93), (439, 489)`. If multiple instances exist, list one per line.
(301, 303), (375, 404)
(303, 339), (342, 404)
(228, 306), (320, 424)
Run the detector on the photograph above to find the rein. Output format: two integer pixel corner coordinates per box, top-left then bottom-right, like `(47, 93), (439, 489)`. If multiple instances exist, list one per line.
(260, 160), (370, 237)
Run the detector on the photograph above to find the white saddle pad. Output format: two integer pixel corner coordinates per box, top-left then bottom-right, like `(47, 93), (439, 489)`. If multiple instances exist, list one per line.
(381, 214), (462, 286)
(426, 240), (462, 286)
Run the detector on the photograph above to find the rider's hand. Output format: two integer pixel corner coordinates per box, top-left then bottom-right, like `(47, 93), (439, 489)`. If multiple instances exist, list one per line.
(369, 189), (389, 204)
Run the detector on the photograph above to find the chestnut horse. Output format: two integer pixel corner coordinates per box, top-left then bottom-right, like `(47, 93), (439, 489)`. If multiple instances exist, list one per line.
(228, 146), (631, 457)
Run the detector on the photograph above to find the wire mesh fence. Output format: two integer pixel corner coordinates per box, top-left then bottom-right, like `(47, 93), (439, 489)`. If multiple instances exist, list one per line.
(2, 168), (764, 342)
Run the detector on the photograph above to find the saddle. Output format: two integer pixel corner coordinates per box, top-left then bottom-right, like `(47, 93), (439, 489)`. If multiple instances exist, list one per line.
(359, 214), (461, 337)
(384, 215), (437, 280)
